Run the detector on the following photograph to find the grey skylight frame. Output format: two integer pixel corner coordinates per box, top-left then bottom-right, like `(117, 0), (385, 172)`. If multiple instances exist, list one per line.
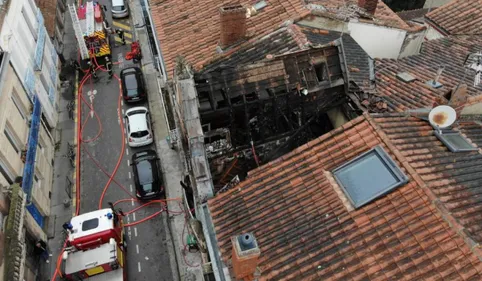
(332, 145), (409, 209)
(434, 130), (477, 152)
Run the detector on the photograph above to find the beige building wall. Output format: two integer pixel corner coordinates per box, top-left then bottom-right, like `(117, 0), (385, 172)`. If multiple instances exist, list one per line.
(0, 62), (53, 235)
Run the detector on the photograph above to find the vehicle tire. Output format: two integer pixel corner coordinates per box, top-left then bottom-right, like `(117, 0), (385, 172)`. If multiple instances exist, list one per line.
(123, 234), (128, 251)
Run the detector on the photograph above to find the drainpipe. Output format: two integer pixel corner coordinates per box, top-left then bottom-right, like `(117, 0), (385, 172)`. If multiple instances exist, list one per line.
(141, 0), (168, 82)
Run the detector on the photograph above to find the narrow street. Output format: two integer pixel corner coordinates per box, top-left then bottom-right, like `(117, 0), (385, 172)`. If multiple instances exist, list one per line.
(77, 0), (175, 280)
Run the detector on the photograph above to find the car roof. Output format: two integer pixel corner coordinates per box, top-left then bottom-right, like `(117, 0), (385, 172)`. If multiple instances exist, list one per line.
(126, 107), (148, 132)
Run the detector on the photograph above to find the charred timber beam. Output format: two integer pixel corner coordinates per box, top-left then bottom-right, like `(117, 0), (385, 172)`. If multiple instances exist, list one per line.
(223, 75), (235, 141)
(265, 115), (317, 161)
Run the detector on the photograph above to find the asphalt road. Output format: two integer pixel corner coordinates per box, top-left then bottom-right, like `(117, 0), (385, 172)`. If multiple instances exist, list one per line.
(79, 1), (175, 280)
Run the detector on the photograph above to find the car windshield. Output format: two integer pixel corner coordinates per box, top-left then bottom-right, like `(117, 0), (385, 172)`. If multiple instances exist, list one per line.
(112, 5), (125, 11)
(127, 110), (146, 116)
(136, 160), (153, 185)
(131, 130), (149, 138)
(125, 74), (138, 90)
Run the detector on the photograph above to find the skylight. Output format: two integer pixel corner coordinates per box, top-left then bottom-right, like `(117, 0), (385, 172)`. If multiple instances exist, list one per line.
(332, 146), (408, 208)
(434, 130), (477, 152)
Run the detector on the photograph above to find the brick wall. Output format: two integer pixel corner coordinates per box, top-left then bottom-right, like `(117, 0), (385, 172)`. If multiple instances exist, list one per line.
(35, 0), (58, 38)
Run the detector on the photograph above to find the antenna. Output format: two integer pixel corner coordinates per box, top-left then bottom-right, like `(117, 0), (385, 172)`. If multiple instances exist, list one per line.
(428, 105), (456, 133)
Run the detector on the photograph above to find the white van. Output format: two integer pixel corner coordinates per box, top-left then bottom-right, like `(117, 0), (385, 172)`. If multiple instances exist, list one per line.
(111, 0), (129, 18)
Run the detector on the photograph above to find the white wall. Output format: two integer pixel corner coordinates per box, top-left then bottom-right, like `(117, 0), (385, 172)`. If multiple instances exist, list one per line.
(348, 21), (406, 59)
(398, 30), (426, 58)
(424, 25), (445, 41)
(424, 0), (452, 8)
(0, 0), (58, 128)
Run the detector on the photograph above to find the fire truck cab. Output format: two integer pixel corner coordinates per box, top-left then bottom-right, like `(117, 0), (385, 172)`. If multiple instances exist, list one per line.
(62, 208), (127, 280)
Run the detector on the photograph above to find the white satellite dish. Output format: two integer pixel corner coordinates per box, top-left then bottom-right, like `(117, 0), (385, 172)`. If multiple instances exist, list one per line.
(428, 105), (456, 128)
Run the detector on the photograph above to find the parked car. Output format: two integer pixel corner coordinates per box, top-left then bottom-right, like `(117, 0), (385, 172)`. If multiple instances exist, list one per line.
(120, 67), (146, 102)
(125, 107), (153, 147)
(131, 150), (163, 200)
(111, 0), (129, 18)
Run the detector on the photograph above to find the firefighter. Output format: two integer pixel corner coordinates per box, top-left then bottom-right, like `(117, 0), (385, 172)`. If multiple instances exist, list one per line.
(105, 56), (113, 78)
(71, 59), (81, 72)
(116, 29), (125, 45)
(88, 61), (98, 79)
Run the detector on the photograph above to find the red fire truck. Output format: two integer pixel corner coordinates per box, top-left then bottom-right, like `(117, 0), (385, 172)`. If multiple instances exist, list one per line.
(61, 208), (127, 280)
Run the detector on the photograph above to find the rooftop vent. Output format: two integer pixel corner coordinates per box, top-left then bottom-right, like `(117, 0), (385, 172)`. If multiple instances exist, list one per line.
(396, 72), (416, 83)
(426, 66), (444, 89)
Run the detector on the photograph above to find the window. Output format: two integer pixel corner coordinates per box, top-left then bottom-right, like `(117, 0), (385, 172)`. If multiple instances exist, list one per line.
(315, 63), (328, 82)
(82, 218), (99, 231)
(434, 130), (477, 152)
(0, 160), (14, 185)
(34, 173), (42, 189)
(22, 7), (37, 40)
(4, 127), (21, 154)
(11, 90), (27, 120)
(40, 72), (50, 93)
(332, 145), (408, 208)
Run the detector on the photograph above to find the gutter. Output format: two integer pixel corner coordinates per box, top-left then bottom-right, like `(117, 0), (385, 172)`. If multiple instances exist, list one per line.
(141, 0), (168, 82)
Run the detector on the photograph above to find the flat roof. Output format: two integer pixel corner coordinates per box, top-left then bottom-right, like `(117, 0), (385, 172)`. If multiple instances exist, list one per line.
(70, 209), (114, 241)
(65, 242), (117, 274)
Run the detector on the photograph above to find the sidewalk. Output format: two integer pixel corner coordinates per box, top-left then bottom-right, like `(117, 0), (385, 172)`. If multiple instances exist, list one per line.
(129, 0), (203, 280)
(45, 0), (79, 278)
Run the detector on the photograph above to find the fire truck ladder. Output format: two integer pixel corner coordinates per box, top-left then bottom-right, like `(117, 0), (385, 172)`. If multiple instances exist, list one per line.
(85, 1), (95, 37)
(69, 4), (89, 60)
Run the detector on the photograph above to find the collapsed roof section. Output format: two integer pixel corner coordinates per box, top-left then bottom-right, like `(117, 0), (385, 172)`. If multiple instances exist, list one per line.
(191, 27), (359, 192)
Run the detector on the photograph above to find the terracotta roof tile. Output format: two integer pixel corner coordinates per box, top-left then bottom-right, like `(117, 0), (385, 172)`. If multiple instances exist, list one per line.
(375, 36), (482, 112)
(152, 0), (411, 75)
(426, 0), (482, 35)
(208, 113), (482, 280)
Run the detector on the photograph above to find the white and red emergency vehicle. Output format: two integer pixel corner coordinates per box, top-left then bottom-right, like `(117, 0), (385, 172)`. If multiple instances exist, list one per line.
(61, 208), (127, 280)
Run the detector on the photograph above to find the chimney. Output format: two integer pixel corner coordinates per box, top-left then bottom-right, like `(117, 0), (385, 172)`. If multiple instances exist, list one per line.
(358, 0), (378, 15)
(448, 84), (469, 117)
(219, 5), (247, 48)
(231, 233), (260, 280)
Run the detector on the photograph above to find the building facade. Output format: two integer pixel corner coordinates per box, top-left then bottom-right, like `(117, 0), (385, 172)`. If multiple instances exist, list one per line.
(0, 0), (58, 247)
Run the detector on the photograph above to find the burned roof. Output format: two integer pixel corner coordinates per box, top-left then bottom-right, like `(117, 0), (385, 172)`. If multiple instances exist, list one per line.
(208, 112), (482, 280)
(198, 24), (372, 92)
(425, 0), (482, 35)
(375, 36), (482, 112)
(150, 0), (411, 75)
(298, 25), (373, 91)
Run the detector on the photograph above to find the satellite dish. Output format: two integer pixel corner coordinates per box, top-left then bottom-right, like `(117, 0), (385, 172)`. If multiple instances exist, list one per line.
(428, 105), (456, 128)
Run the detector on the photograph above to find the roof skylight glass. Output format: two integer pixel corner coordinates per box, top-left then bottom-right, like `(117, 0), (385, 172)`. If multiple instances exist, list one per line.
(434, 130), (477, 152)
(332, 146), (408, 208)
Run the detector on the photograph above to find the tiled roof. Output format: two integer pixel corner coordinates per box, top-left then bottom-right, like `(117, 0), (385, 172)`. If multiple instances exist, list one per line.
(208, 113), (482, 281)
(375, 36), (482, 112)
(199, 24), (372, 91)
(425, 0), (482, 35)
(307, 0), (412, 31)
(150, 0), (308, 75)
(151, 0), (410, 75)
(372, 114), (482, 245)
(396, 8), (432, 21)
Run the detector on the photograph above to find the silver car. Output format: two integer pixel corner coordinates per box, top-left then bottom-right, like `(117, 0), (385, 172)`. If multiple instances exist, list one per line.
(112, 0), (129, 18)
